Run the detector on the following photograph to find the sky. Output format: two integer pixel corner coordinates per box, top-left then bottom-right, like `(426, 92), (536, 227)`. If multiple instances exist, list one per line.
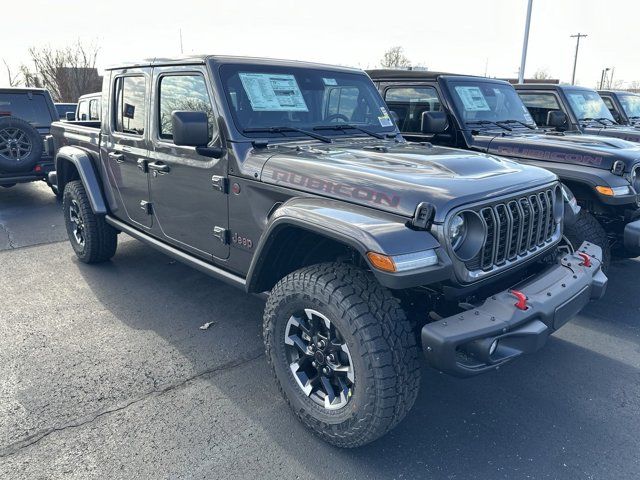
(1, 0), (639, 89)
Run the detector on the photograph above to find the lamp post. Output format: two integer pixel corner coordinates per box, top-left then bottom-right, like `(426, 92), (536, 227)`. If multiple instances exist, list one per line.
(518, 0), (534, 84)
(570, 33), (588, 85)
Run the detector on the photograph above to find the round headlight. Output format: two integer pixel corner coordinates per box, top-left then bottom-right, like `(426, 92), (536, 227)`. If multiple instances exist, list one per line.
(449, 214), (466, 250)
(448, 211), (485, 262)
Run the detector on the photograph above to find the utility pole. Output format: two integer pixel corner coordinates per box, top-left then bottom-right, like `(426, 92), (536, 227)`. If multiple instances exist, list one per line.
(518, 0), (534, 84)
(600, 68), (610, 89)
(179, 28), (184, 54)
(570, 33), (587, 85)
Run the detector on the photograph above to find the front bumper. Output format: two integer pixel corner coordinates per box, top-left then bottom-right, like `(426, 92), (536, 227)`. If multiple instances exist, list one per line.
(421, 242), (607, 377)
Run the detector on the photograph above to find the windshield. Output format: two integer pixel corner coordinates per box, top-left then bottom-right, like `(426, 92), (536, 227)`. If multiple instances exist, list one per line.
(219, 64), (396, 138)
(565, 90), (614, 121)
(618, 93), (640, 118)
(447, 80), (536, 128)
(0, 93), (53, 126)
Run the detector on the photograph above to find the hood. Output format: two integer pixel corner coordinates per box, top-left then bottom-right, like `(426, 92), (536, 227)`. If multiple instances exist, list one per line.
(259, 140), (557, 223)
(582, 125), (640, 144)
(470, 131), (640, 172)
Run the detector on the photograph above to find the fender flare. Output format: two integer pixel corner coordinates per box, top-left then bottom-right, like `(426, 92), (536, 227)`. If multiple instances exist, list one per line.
(245, 197), (451, 292)
(55, 146), (108, 214)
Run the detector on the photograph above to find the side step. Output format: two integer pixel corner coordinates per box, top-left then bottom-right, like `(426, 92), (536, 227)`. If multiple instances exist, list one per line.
(105, 215), (247, 290)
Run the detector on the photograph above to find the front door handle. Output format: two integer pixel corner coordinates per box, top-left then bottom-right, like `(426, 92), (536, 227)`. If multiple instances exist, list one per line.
(148, 161), (170, 173)
(108, 152), (125, 163)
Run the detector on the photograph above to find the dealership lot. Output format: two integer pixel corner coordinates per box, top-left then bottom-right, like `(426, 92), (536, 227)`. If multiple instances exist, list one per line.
(1, 182), (640, 479)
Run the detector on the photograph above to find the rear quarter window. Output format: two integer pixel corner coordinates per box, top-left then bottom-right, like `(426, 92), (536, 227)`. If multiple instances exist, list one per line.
(0, 93), (53, 126)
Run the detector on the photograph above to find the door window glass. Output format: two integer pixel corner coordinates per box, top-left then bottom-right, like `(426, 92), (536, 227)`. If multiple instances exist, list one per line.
(519, 92), (561, 126)
(114, 76), (146, 135)
(89, 99), (100, 120)
(384, 86), (442, 133)
(158, 74), (216, 141)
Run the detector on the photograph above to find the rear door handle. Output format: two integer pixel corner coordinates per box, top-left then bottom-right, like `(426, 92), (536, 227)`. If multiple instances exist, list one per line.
(108, 152), (125, 163)
(148, 161), (170, 173)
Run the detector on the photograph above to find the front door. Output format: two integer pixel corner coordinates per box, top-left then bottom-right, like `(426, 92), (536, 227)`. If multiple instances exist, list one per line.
(147, 67), (229, 260)
(103, 69), (152, 228)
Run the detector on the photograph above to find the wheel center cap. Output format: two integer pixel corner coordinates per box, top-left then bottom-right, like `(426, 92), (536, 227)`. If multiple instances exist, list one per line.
(314, 351), (326, 365)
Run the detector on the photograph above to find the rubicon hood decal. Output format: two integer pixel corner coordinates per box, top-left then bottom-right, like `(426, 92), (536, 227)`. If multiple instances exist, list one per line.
(259, 141), (557, 222)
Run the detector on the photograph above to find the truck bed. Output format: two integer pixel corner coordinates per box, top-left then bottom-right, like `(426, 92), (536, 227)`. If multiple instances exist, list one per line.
(51, 120), (101, 157)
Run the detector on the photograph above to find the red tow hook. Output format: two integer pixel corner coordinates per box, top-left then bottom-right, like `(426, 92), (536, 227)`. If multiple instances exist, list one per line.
(578, 252), (592, 268)
(510, 289), (528, 311)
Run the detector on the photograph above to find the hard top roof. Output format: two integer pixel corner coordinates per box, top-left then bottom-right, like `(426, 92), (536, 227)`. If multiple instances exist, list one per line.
(0, 87), (48, 94)
(105, 55), (363, 74)
(366, 69), (511, 85)
(513, 83), (596, 92)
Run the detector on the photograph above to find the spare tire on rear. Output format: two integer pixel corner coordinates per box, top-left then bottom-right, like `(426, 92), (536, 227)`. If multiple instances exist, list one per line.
(0, 116), (43, 173)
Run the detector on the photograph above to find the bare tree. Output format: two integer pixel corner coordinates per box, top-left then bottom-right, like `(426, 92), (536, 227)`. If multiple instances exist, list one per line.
(627, 80), (640, 92)
(2, 59), (21, 87)
(20, 40), (101, 102)
(533, 68), (552, 80)
(380, 46), (411, 69)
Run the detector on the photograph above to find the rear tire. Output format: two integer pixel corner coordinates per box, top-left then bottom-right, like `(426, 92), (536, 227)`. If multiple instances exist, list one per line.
(63, 180), (117, 263)
(263, 262), (421, 448)
(564, 210), (610, 271)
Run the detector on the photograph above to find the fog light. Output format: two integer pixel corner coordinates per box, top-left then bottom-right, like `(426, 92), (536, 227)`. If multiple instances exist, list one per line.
(489, 339), (499, 356)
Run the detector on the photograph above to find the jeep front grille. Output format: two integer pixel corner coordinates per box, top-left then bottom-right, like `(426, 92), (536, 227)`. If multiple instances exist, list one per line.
(465, 188), (559, 273)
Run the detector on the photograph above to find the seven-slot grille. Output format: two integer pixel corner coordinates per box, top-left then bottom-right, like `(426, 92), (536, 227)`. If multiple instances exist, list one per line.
(465, 188), (558, 272)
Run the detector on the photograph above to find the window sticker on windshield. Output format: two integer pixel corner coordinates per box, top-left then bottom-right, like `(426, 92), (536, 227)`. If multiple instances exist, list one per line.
(522, 105), (534, 123)
(239, 73), (308, 112)
(378, 106), (393, 126)
(323, 78), (337, 86)
(454, 86), (491, 112)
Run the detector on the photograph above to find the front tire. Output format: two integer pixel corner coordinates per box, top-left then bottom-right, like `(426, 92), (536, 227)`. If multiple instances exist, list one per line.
(63, 180), (117, 263)
(263, 263), (421, 448)
(564, 210), (610, 271)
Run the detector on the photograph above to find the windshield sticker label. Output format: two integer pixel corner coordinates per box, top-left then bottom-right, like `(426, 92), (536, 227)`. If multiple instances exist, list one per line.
(322, 78), (337, 86)
(239, 73), (308, 112)
(378, 106), (393, 126)
(455, 86), (491, 111)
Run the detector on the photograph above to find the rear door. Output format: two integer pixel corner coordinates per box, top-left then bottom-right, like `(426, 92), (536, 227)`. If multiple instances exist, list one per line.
(102, 68), (153, 228)
(147, 65), (229, 260)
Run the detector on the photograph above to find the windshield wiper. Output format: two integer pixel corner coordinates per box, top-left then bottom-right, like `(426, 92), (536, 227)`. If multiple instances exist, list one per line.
(580, 117), (618, 127)
(465, 120), (512, 132)
(495, 119), (536, 130)
(242, 126), (332, 143)
(313, 123), (387, 139)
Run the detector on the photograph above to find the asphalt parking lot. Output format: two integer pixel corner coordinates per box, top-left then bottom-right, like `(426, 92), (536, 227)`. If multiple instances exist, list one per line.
(1, 182), (639, 479)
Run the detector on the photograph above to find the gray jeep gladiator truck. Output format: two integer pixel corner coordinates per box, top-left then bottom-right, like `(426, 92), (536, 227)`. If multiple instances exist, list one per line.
(368, 70), (640, 269)
(514, 83), (640, 144)
(599, 90), (640, 127)
(50, 56), (606, 447)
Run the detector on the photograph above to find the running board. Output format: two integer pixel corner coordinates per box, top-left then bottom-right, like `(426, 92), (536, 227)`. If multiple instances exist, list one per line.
(105, 215), (247, 290)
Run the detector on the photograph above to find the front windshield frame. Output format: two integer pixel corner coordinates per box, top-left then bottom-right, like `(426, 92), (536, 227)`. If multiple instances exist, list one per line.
(564, 89), (615, 122)
(216, 63), (398, 141)
(444, 78), (538, 131)
(617, 93), (640, 119)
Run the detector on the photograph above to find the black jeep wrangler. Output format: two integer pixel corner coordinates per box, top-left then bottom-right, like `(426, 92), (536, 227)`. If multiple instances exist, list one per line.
(368, 70), (640, 268)
(0, 87), (59, 194)
(514, 83), (640, 144)
(50, 56), (606, 447)
(598, 90), (640, 127)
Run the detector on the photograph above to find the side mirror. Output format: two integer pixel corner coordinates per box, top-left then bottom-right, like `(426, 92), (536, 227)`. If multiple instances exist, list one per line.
(389, 110), (400, 124)
(172, 111), (209, 147)
(547, 110), (568, 130)
(65, 112), (76, 121)
(421, 111), (448, 134)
